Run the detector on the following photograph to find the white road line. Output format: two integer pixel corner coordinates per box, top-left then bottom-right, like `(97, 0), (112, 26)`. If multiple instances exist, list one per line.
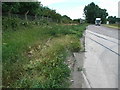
(86, 36), (120, 56)
(86, 30), (119, 45)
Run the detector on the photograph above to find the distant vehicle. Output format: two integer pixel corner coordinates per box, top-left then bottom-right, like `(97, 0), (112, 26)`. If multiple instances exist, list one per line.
(95, 18), (101, 26)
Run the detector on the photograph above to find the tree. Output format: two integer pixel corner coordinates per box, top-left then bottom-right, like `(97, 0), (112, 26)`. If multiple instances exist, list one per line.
(73, 19), (80, 24)
(42, 6), (51, 20)
(116, 18), (120, 23)
(19, 2), (40, 20)
(2, 2), (72, 23)
(2, 2), (40, 20)
(61, 15), (72, 23)
(2, 2), (20, 17)
(99, 9), (108, 23)
(84, 2), (108, 24)
(34, 3), (43, 20)
(107, 16), (117, 24)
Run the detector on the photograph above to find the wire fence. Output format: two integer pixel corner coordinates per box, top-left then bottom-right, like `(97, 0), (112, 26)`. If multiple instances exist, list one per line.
(2, 13), (57, 31)
(2, 13), (54, 22)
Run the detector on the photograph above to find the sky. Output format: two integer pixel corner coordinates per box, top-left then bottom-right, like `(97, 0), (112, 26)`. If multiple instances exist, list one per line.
(38, 0), (119, 19)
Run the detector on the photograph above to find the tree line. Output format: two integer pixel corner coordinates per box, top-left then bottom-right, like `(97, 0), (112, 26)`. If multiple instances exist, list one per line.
(84, 2), (120, 24)
(2, 2), (73, 23)
(84, 2), (108, 24)
(3, 2), (118, 25)
(107, 16), (120, 24)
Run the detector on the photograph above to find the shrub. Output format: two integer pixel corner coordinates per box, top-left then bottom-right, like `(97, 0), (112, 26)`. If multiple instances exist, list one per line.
(2, 17), (21, 31)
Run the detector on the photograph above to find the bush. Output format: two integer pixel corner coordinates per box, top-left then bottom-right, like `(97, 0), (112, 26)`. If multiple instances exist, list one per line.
(2, 17), (21, 31)
(2, 23), (88, 88)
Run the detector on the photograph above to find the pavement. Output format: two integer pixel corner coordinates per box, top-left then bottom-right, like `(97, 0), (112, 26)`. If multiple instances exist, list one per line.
(69, 53), (84, 88)
(83, 25), (119, 88)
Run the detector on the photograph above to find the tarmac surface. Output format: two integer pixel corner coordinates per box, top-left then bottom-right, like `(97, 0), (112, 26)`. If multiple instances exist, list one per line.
(83, 25), (119, 88)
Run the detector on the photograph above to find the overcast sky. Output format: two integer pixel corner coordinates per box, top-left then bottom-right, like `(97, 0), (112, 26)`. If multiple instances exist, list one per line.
(38, 0), (119, 19)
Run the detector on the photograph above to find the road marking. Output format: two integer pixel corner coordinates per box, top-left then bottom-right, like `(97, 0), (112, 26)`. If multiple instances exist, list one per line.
(87, 31), (120, 45)
(86, 36), (120, 56)
(81, 71), (92, 88)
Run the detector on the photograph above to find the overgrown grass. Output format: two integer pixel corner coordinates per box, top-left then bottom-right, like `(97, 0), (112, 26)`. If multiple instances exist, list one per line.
(2, 19), (88, 88)
(103, 24), (120, 29)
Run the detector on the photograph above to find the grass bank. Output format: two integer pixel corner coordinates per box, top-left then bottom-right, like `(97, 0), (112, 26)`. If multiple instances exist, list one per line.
(103, 24), (120, 29)
(2, 23), (88, 88)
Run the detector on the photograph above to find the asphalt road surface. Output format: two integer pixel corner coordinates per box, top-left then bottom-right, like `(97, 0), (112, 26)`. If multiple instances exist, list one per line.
(83, 25), (119, 88)
(86, 25), (120, 40)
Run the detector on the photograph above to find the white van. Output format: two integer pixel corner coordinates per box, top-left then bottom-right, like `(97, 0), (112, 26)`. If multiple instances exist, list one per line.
(95, 18), (101, 26)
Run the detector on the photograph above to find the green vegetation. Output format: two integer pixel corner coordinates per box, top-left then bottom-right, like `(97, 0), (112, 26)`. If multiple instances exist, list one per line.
(2, 17), (88, 87)
(107, 16), (120, 24)
(84, 2), (120, 24)
(2, 2), (73, 24)
(84, 2), (108, 24)
(2, 1), (88, 88)
(103, 24), (120, 29)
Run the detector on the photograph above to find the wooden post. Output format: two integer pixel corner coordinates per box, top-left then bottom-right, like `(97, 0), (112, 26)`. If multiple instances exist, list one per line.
(25, 10), (29, 21)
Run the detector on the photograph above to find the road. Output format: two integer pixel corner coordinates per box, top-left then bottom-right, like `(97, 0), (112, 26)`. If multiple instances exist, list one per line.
(86, 25), (120, 40)
(83, 25), (119, 88)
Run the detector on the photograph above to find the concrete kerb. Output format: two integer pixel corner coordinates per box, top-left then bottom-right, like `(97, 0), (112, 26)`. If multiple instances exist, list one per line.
(72, 31), (92, 88)
(73, 53), (91, 88)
